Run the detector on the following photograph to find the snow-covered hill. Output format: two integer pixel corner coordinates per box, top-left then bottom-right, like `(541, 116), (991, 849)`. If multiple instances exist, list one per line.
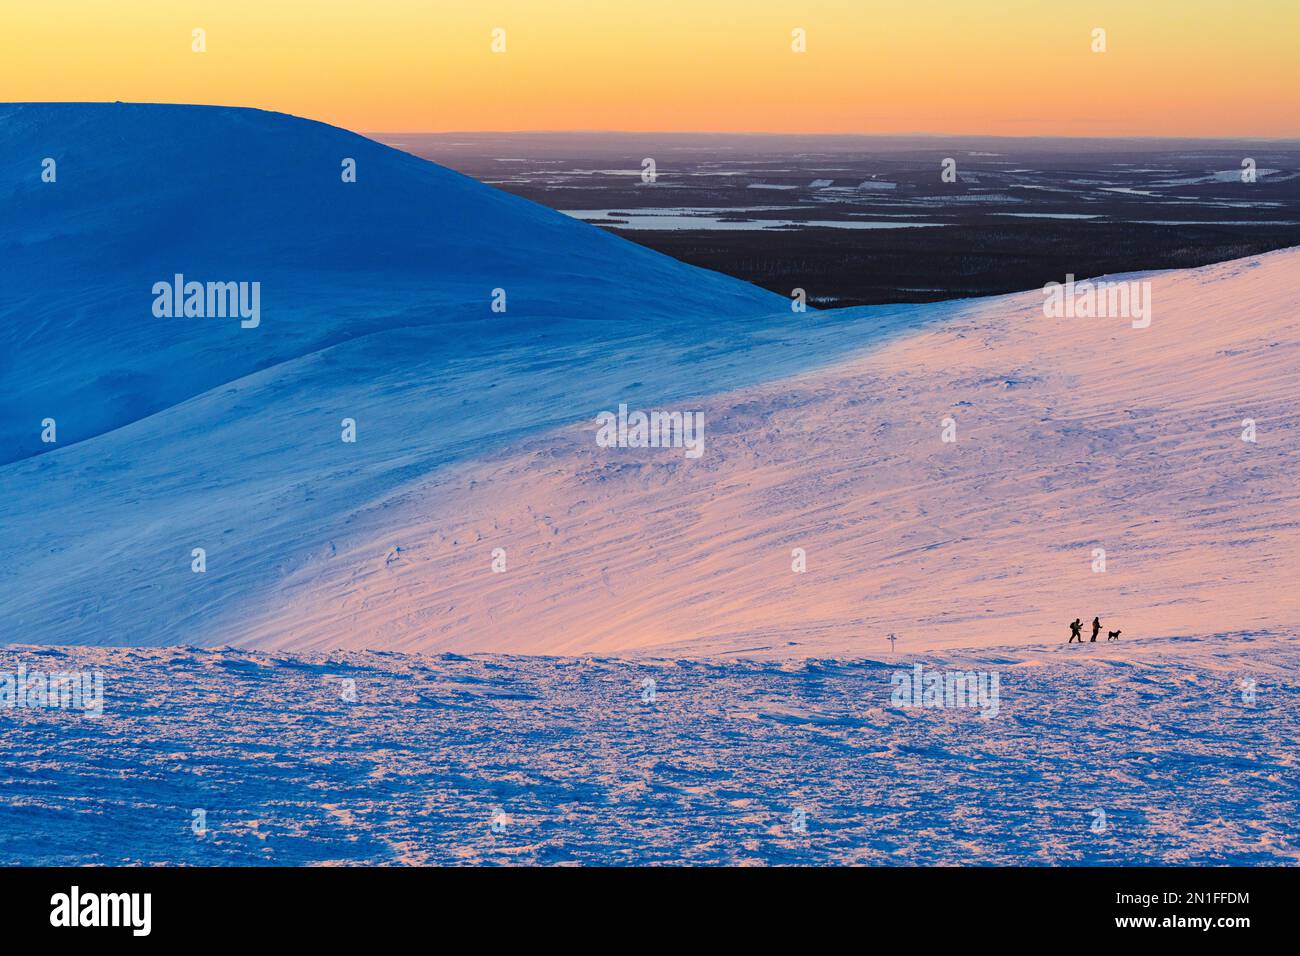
(1, 104), (1297, 658)
(1, 103), (821, 645)
(113, 250), (1300, 658)
(0, 102), (785, 465)
(278, 249), (1299, 656)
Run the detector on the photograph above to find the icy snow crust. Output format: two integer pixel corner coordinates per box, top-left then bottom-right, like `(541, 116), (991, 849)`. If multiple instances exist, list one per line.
(1, 636), (1295, 866)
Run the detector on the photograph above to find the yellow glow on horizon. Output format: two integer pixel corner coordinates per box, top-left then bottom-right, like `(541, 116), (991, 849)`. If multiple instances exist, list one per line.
(2, 0), (1297, 137)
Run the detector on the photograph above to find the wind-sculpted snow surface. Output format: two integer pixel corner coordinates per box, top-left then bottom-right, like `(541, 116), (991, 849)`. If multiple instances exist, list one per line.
(238, 250), (1300, 656)
(1, 634), (1295, 866)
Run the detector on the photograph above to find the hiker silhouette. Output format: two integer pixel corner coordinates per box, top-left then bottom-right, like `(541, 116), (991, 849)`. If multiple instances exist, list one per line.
(1108, 629), (1122, 641)
(1090, 617), (1101, 642)
(1068, 618), (1083, 643)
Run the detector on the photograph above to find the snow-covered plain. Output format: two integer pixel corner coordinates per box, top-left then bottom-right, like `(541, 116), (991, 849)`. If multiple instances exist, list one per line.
(1, 105), (1298, 865)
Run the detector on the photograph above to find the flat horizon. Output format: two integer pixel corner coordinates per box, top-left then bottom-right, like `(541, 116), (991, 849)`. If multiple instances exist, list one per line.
(18, 102), (1300, 142)
(5, 0), (1297, 137)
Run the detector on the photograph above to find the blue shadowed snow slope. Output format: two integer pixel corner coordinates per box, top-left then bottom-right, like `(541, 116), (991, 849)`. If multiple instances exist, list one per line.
(0, 103), (787, 464)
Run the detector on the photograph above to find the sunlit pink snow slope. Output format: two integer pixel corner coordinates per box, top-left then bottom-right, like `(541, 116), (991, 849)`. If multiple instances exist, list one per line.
(244, 251), (1300, 656)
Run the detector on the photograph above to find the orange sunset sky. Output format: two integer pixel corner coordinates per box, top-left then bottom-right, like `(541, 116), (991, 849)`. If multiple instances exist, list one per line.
(3, 0), (1298, 137)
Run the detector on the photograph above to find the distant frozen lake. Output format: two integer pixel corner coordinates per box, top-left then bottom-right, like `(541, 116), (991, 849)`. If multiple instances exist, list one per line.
(562, 209), (945, 230)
